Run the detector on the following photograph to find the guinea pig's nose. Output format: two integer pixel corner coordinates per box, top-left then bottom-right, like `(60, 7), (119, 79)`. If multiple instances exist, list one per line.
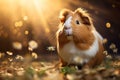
(64, 26), (71, 30)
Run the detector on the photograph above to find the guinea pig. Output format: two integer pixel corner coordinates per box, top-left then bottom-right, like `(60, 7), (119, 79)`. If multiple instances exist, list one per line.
(56, 8), (105, 68)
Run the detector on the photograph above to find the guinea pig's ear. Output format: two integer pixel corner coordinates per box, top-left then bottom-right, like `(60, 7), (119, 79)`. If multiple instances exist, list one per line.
(75, 8), (91, 25)
(59, 9), (71, 23)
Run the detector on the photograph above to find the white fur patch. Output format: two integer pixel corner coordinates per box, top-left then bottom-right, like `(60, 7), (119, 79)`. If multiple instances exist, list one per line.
(58, 30), (99, 64)
(64, 16), (72, 28)
(94, 30), (103, 43)
(64, 16), (73, 35)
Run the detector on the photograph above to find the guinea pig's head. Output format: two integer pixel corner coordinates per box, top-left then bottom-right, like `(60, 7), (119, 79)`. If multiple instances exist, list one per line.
(59, 8), (95, 42)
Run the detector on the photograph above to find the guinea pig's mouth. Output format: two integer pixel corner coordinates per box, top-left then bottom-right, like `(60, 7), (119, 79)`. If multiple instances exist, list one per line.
(66, 33), (72, 36)
(64, 29), (73, 36)
(67, 34), (72, 36)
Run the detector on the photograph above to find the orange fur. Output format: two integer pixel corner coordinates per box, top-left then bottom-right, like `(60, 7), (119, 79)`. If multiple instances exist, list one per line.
(84, 40), (105, 68)
(57, 8), (105, 68)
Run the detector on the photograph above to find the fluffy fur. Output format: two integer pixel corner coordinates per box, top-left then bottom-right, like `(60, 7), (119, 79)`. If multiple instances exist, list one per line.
(64, 16), (73, 36)
(57, 8), (105, 68)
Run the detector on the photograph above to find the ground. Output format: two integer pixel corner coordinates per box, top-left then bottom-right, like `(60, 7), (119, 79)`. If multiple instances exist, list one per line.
(0, 53), (120, 80)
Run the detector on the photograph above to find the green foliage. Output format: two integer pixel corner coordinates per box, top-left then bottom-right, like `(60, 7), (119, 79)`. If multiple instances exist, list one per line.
(60, 66), (76, 74)
(24, 67), (35, 80)
(25, 67), (35, 76)
(37, 70), (46, 77)
(104, 58), (113, 69)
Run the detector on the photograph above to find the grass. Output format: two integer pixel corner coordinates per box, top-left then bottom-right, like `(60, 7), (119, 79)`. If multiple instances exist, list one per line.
(0, 54), (120, 80)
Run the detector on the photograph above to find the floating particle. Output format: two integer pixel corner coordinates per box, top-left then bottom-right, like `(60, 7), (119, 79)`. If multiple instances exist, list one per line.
(8, 58), (13, 62)
(106, 55), (112, 59)
(103, 50), (108, 56)
(23, 16), (28, 21)
(106, 22), (111, 28)
(47, 46), (55, 51)
(112, 4), (115, 8)
(18, 21), (23, 27)
(12, 42), (22, 50)
(32, 52), (38, 59)
(15, 21), (23, 28)
(15, 22), (19, 27)
(109, 43), (116, 49)
(103, 38), (108, 44)
(24, 30), (29, 35)
(28, 47), (33, 51)
(113, 48), (118, 53)
(6, 51), (13, 55)
(28, 40), (38, 50)
(15, 55), (24, 60)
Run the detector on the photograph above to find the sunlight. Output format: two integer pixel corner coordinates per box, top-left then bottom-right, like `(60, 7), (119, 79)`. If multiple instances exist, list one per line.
(0, 0), (102, 49)
(0, 0), (64, 43)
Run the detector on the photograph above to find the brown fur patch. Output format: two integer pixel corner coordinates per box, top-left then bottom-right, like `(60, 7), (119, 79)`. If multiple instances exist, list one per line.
(57, 8), (104, 68)
(59, 9), (72, 23)
(71, 12), (95, 50)
(57, 27), (70, 49)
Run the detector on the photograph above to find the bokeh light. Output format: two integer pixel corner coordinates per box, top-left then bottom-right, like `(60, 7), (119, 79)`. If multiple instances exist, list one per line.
(106, 22), (111, 28)
(0, 1), (120, 79)
(0, 0), (119, 55)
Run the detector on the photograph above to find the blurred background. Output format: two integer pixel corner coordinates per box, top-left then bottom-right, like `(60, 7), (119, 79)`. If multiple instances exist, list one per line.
(0, 0), (120, 59)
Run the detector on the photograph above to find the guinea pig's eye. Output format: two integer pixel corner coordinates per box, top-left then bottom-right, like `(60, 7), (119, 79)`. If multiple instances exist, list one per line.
(76, 20), (80, 25)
